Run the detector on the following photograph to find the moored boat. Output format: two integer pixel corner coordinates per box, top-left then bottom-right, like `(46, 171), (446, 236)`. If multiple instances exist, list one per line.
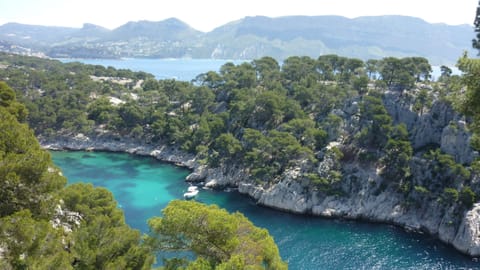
(183, 186), (199, 199)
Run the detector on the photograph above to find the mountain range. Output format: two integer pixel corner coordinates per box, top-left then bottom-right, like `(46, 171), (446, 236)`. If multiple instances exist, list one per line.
(0, 16), (475, 65)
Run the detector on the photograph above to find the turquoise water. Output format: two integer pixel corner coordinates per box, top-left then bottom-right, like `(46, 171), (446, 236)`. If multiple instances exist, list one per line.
(50, 151), (189, 233)
(51, 151), (480, 269)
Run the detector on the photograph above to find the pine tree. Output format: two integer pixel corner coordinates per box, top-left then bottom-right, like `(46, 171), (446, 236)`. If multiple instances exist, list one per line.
(473, 1), (480, 52)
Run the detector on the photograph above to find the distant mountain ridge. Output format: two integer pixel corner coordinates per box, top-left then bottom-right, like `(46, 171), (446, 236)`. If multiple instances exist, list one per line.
(0, 16), (474, 65)
(109, 18), (203, 41)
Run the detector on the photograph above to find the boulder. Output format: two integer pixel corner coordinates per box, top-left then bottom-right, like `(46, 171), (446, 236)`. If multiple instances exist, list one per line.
(186, 165), (208, 181)
(452, 204), (480, 256)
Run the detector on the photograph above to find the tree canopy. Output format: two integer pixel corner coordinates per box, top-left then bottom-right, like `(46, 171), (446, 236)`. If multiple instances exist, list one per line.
(148, 200), (288, 270)
(1, 47), (478, 266)
(0, 80), (287, 269)
(473, 0), (480, 52)
(0, 82), (154, 269)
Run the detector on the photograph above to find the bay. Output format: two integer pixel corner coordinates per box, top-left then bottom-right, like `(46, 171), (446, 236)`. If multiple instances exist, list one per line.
(57, 58), (460, 82)
(51, 150), (479, 270)
(58, 58), (247, 81)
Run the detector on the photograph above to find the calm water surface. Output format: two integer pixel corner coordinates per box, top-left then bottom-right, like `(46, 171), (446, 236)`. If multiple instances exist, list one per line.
(58, 58), (459, 82)
(58, 58), (247, 81)
(51, 151), (479, 270)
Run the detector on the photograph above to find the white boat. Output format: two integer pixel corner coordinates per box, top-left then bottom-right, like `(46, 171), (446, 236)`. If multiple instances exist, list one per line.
(183, 186), (199, 199)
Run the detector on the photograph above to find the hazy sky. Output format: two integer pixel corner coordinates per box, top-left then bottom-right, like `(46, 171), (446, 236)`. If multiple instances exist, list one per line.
(1, 0), (477, 32)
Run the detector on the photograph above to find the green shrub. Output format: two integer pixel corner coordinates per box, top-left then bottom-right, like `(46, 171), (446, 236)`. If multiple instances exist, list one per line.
(459, 186), (476, 208)
(424, 149), (470, 180)
(357, 150), (378, 163)
(442, 188), (459, 204)
(414, 185), (430, 194)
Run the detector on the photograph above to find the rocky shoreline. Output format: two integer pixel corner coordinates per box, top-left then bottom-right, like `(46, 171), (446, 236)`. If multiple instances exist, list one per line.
(40, 133), (480, 258)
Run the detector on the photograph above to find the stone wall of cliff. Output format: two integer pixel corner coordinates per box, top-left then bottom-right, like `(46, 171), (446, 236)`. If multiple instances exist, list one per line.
(40, 86), (480, 257)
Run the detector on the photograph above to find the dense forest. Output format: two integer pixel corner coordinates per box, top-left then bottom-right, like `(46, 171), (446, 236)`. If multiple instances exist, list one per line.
(0, 77), (286, 269)
(0, 52), (474, 202)
(2, 9), (480, 265)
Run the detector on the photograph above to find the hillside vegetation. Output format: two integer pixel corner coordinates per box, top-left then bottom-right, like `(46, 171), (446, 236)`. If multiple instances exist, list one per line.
(0, 82), (154, 269)
(2, 41), (480, 255)
(0, 75), (286, 270)
(1, 52), (477, 217)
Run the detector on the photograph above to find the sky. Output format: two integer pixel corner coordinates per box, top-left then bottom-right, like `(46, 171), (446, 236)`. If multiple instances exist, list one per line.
(0, 0), (477, 32)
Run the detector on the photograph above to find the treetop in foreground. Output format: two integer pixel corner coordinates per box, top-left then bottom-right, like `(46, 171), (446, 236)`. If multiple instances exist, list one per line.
(148, 200), (288, 270)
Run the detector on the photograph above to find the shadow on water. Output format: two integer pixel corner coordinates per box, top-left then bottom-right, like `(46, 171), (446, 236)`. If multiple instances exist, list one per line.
(197, 190), (479, 269)
(116, 181), (137, 189)
(111, 163), (140, 179)
(122, 203), (161, 231)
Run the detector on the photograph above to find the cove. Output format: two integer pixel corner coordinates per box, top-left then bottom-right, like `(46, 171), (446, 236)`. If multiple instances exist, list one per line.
(51, 150), (479, 269)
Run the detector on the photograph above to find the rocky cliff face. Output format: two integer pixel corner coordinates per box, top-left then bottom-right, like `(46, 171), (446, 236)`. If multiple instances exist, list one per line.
(207, 87), (480, 257)
(383, 89), (476, 164)
(40, 87), (480, 257)
(41, 134), (198, 169)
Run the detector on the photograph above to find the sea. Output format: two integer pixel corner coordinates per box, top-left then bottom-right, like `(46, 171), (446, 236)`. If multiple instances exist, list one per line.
(58, 58), (247, 81)
(57, 58), (459, 82)
(51, 151), (480, 270)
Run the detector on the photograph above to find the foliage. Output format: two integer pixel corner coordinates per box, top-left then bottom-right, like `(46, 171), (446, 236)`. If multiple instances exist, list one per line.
(357, 93), (393, 148)
(473, 0), (480, 52)
(365, 59), (379, 80)
(381, 124), (413, 182)
(378, 57), (413, 90)
(0, 210), (72, 270)
(306, 171), (341, 194)
(3, 47), (480, 267)
(210, 133), (243, 165)
(378, 57), (431, 91)
(0, 81), (28, 122)
(424, 149), (470, 180)
(413, 186), (430, 196)
(280, 118), (327, 150)
(0, 106), (65, 218)
(443, 188), (459, 204)
(415, 149), (475, 205)
(413, 88), (433, 115)
(0, 81), (284, 268)
(0, 53), (454, 205)
(459, 187), (477, 208)
(0, 82), (153, 269)
(148, 200), (288, 270)
(252, 56), (282, 90)
(1, 52), (472, 188)
(457, 54), (480, 151)
(62, 183), (154, 270)
(0, 54), (154, 135)
(459, 5), (480, 162)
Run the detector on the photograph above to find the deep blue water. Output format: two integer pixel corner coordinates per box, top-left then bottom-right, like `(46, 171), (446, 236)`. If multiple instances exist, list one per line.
(51, 151), (480, 270)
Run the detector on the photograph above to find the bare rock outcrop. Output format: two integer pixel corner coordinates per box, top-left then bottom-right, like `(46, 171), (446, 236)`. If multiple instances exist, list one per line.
(452, 204), (480, 256)
(40, 89), (480, 258)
